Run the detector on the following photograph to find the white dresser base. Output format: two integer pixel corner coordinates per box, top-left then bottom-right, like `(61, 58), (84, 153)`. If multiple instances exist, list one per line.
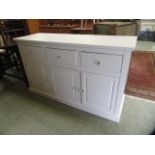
(14, 33), (137, 122)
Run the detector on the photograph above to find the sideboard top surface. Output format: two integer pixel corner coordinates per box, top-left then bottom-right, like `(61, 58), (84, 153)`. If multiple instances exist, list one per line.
(14, 33), (137, 50)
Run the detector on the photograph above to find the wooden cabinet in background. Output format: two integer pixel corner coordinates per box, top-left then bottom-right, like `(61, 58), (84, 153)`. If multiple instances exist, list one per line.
(26, 19), (78, 34)
(26, 19), (40, 34)
(39, 26), (76, 33)
(26, 19), (94, 34)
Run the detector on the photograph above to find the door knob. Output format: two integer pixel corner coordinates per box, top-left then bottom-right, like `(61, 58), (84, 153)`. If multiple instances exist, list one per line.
(96, 61), (100, 65)
(94, 60), (101, 65)
(55, 55), (61, 59)
(57, 56), (61, 59)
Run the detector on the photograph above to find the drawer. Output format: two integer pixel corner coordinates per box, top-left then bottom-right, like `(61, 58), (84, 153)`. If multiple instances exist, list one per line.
(20, 45), (46, 62)
(81, 52), (123, 76)
(46, 48), (79, 67)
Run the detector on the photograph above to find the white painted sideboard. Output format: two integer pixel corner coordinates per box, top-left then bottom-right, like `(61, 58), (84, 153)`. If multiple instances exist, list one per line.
(14, 33), (137, 122)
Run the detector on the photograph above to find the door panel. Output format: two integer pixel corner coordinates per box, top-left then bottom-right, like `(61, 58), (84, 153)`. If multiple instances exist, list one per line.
(25, 62), (47, 92)
(81, 72), (119, 113)
(49, 67), (80, 103)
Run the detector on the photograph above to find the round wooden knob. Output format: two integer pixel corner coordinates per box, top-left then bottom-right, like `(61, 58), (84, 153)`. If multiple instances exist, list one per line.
(96, 61), (100, 65)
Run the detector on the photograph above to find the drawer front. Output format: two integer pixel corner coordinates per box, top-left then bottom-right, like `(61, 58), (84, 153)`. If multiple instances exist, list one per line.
(20, 45), (46, 62)
(81, 52), (123, 75)
(46, 48), (79, 67)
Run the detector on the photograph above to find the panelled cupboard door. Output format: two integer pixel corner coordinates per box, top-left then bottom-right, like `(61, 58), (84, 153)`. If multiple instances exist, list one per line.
(49, 66), (80, 103)
(81, 72), (119, 113)
(25, 62), (48, 92)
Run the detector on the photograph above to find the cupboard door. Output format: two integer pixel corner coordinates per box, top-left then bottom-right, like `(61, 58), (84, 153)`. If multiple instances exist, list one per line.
(25, 62), (48, 92)
(81, 72), (119, 113)
(49, 67), (80, 103)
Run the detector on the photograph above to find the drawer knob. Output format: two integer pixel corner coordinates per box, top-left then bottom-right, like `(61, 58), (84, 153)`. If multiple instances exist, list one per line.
(94, 60), (101, 65)
(56, 55), (61, 59)
(97, 61), (100, 65)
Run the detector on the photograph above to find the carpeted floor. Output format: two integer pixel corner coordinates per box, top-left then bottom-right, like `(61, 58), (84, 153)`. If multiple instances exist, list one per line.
(136, 41), (155, 52)
(126, 51), (155, 101)
(0, 77), (155, 135)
